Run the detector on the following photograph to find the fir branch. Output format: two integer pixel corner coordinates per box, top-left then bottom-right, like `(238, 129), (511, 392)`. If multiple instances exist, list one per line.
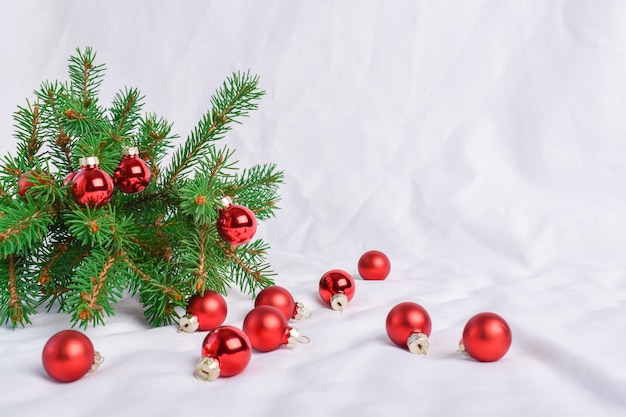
(137, 113), (177, 178)
(163, 71), (264, 187)
(223, 238), (275, 295)
(0, 200), (54, 257)
(126, 257), (185, 326)
(64, 206), (116, 247)
(68, 47), (105, 110)
(12, 100), (43, 166)
(110, 87), (144, 139)
(225, 163), (284, 220)
(180, 224), (225, 294)
(66, 249), (126, 328)
(37, 237), (71, 286)
(0, 255), (37, 328)
(35, 81), (75, 174)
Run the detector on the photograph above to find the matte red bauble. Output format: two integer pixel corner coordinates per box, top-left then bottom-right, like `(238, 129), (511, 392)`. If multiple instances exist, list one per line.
(243, 305), (304, 352)
(386, 302), (432, 355)
(70, 157), (114, 207)
(459, 312), (512, 362)
(113, 146), (151, 194)
(195, 326), (252, 381)
(178, 290), (227, 333)
(318, 269), (355, 311)
(358, 250), (391, 280)
(42, 330), (103, 382)
(216, 197), (257, 246)
(254, 285), (307, 320)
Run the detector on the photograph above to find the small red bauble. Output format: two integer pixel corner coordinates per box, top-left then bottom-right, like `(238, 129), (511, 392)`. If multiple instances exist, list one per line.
(216, 197), (257, 246)
(459, 312), (512, 362)
(255, 285), (308, 320)
(113, 146), (151, 194)
(18, 170), (51, 196)
(318, 269), (355, 311)
(195, 326), (252, 381)
(243, 305), (305, 352)
(42, 330), (103, 382)
(178, 290), (227, 333)
(358, 250), (391, 280)
(70, 156), (114, 207)
(386, 302), (432, 355)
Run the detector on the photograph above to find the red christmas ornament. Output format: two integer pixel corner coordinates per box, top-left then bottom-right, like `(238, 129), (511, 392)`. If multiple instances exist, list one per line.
(178, 290), (228, 333)
(42, 330), (103, 383)
(318, 269), (355, 311)
(386, 302), (432, 355)
(113, 146), (151, 194)
(216, 197), (257, 246)
(243, 305), (307, 352)
(70, 156), (114, 207)
(359, 250), (391, 281)
(459, 312), (512, 362)
(195, 326), (252, 381)
(18, 170), (51, 196)
(254, 285), (309, 320)
(358, 250), (391, 280)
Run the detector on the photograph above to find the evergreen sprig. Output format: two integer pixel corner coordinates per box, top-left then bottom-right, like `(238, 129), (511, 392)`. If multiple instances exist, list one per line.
(0, 48), (282, 329)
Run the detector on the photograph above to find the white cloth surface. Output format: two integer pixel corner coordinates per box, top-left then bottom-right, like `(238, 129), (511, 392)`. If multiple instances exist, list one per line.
(1, 1), (626, 416)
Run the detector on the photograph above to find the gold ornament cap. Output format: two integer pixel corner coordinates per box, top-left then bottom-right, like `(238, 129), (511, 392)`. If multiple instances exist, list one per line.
(194, 357), (221, 381)
(79, 156), (99, 167)
(407, 332), (429, 355)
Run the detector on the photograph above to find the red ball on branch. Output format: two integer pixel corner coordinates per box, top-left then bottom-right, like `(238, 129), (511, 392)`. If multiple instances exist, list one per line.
(113, 146), (151, 194)
(70, 156), (114, 207)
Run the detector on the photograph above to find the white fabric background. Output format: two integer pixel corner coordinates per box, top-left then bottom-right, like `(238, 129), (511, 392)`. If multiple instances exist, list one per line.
(1, 1), (626, 416)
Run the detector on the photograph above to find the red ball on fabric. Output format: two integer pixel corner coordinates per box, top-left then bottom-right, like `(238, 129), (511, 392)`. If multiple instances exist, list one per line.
(197, 326), (251, 379)
(243, 305), (300, 352)
(70, 157), (114, 207)
(461, 312), (512, 362)
(216, 203), (257, 246)
(179, 290), (227, 332)
(386, 302), (432, 354)
(358, 250), (391, 280)
(255, 286), (298, 320)
(318, 269), (355, 311)
(42, 330), (98, 382)
(113, 147), (151, 194)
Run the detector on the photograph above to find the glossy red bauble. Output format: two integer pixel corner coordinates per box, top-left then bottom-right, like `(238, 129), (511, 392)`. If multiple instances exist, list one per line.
(18, 170), (51, 196)
(113, 147), (151, 194)
(255, 285), (305, 320)
(243, 305), (301, 352)
(70, 157), (114, 207)
(386, 302), (432, 354)
(178, 290), (227, 333)
(318, 269), (355, 311)
(42, 330), (102, 382)
(358, 250), (391, 280)
(460, 312), (512, 362)
(216, 202), (257, 246)
(195, 326), (252, 380)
